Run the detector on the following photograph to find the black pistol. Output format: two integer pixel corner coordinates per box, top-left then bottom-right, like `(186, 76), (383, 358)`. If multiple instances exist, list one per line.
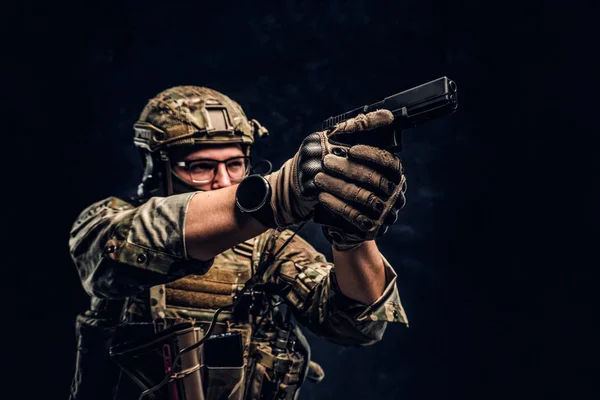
(322, 76), (458, 152)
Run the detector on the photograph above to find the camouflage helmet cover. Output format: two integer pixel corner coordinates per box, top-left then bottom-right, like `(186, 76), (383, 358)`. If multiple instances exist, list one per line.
(133, 86), (268, 156)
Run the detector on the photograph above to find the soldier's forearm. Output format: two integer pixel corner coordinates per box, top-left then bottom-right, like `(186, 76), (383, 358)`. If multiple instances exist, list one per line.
(184, 184), (269, 261)
(332, 241), (386, 305)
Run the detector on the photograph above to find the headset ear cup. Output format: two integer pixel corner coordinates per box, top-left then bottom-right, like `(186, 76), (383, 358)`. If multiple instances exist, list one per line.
(137, 151), (164, 198)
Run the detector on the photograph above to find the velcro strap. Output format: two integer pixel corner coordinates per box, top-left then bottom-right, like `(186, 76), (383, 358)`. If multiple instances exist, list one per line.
(165, 288), (233, 309)
(166, 277), (234, 295)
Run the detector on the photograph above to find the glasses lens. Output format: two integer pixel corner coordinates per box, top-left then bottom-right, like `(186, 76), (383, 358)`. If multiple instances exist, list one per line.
(226, 157), (249, 182)
(187, 157), (250, 183)
(189, 160), (218, 183)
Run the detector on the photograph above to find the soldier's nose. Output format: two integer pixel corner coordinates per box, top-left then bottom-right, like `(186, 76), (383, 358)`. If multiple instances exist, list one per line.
(212, 163), (232, 189)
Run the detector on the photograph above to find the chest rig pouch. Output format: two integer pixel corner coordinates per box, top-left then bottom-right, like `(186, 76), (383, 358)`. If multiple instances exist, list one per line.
(109, 322), (206, 400)
(245, 320), (306, 400)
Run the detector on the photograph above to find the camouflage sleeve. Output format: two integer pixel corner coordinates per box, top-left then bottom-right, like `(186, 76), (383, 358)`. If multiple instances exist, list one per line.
(262, 230), (408, 347)
(69, 194), (212, 299)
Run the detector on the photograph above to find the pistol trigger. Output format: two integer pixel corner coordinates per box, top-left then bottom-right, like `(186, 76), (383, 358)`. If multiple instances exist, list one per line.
(387, 129), (403, 153)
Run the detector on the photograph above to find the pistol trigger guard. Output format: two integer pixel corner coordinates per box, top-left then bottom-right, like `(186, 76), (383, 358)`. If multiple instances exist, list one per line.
(387, 126), (403, 153)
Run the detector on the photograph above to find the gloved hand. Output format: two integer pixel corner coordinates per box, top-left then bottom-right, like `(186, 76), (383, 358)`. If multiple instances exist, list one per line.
(264, 109), (406, 248)
(314, 111), (406, 250)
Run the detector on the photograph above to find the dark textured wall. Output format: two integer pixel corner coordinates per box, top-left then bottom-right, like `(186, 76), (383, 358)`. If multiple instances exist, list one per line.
(4, 0), (596, 399)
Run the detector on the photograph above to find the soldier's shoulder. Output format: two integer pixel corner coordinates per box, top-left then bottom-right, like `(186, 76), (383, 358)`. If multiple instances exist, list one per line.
(73, 196), (136, 226)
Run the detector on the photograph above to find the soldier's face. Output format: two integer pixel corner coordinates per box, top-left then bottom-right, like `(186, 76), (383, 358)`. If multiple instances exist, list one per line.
(172, 144), (246, 191)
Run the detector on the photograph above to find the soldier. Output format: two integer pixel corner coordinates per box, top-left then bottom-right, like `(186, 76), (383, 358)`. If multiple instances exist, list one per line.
(69, 86), (409, 400)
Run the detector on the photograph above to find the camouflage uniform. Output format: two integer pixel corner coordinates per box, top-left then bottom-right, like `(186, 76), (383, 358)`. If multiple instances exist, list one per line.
(69, 192), (408, 399)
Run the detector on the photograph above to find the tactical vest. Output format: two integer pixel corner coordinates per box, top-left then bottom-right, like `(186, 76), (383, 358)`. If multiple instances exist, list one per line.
(127, 233), (315, 400)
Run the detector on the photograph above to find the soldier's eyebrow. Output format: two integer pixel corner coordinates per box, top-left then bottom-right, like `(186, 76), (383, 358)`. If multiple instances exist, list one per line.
(186, 156), (247, 163)
(183, 151), (245, 162)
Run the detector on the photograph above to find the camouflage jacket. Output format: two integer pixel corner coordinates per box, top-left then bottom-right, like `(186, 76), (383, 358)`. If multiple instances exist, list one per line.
(69, 193), (408, 399)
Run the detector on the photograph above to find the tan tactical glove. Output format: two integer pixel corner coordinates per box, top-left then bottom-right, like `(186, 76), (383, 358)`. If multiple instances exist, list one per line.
(264, 110), (406, 250)
(314, 111), (407, 250)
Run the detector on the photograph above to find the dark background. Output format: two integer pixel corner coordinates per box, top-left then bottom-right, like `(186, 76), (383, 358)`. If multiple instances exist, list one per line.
(3, 0), (597, 399)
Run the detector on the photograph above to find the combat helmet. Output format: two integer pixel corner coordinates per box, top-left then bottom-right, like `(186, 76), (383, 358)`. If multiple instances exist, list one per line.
(133, 86), (269, 198)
